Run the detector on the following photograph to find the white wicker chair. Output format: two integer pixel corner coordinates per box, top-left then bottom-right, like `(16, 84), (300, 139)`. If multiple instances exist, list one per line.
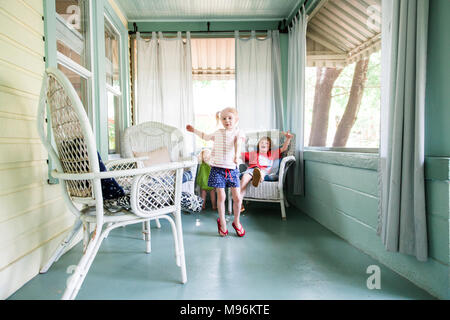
(121, 122), (197, 230)
(37, 67), (193, 300)
(228, 130), (296, 220)
(121, 121), (197, 195)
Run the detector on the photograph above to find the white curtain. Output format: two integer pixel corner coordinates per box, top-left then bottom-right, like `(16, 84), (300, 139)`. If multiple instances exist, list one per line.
(136, 31), (194, 153)
(286, 8), (307, 196)
(378, 0), (429, 261)
(235, 30), (284, 132)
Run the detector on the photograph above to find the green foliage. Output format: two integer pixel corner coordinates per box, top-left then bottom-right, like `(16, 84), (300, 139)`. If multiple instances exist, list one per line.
(305, 51), (381, 148)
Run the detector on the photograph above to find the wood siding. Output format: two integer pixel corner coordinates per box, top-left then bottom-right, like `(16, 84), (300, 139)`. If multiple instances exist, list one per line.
(0, 0), (75, 299)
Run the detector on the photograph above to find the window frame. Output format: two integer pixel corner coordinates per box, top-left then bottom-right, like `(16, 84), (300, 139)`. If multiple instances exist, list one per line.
(104, 13), (123, 157)
(302, 2), (382, 155)
(102, 1), (131, 160)
(55, 0), (95, 124)
(43, 0), (131, 183)
(304, 146), (379, 154)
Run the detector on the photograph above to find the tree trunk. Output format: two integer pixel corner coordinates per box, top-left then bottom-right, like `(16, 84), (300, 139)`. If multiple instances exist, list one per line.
(332, 58), (370, 147)
(308, 67), (343, 147)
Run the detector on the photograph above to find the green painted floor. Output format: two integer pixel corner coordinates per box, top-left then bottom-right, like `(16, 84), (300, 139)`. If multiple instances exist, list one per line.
(9, 203), (435, 300)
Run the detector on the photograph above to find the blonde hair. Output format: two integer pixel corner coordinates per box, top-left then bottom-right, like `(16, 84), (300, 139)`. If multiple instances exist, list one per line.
(215, 107), (239, 125)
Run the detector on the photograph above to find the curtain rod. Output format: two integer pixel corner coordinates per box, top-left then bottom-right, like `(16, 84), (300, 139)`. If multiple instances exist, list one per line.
(129, 30), (273, 36)
(128, 24), (276, 35)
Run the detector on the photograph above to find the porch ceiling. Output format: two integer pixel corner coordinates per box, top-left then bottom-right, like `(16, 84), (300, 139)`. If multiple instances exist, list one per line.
(114, 0), (303, 22)
(114, 0), (381, 69)
(307, 0), (381, 68)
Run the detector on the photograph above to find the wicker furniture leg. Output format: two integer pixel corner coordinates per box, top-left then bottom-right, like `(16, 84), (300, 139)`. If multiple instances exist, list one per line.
(40, 220), (82, 274)
(158, 215), (181, 267)
(280, 200), (287, 220)
(63, 226), (104, 300)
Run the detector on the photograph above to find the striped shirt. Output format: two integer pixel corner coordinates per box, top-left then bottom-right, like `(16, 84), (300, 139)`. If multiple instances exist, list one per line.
(204, 128), (245, 169)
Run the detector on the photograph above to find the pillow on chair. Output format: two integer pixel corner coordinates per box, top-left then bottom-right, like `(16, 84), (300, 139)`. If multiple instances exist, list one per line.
(133, 147), (193, 183)
(97, 152), (125, 200)
(133, 147), (171, 167)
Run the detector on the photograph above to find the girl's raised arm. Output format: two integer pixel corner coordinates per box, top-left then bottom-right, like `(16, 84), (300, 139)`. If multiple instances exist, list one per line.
(280, 131), (293, 153)
(186, 125), (214, 141)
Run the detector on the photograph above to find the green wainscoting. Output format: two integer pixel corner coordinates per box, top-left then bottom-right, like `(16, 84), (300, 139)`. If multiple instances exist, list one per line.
(287, 151), (449, 299)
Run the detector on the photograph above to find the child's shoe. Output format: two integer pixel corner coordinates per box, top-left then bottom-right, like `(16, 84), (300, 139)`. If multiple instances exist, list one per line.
(217, 218), (228, 237)
(252, 168), (262, 187)
(232, 222), (246, 237)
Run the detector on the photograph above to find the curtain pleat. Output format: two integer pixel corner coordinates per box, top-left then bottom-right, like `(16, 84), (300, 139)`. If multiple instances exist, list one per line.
(378, 0), (429, 261)
(136, 31), (195, 155)
(235, 30), (284, 132)
(286, 8), (307, 196)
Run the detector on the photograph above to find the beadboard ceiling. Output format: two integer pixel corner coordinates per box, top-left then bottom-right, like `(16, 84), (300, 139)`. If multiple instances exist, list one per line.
(114, 0), (304, 22)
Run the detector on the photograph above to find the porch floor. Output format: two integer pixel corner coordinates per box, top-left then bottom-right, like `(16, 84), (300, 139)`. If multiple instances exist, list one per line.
(9, 203), (434, 300)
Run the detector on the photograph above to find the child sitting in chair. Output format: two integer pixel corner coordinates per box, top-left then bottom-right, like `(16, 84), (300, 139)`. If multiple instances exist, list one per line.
(239, 131), (293, 212)
(196, 149), (217, 210)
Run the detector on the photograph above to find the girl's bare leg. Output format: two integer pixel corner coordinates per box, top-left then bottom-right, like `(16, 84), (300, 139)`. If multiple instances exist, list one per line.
(210, 190), (217, 210)
(201, 189), (207, 209)
(231, 187), (243, 227)
(240, 173), (252, 199)
(216, 188), (227, 231)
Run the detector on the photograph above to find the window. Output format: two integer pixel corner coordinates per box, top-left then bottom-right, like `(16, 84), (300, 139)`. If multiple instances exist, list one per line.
(104, 17), (122, 155)
(191, 38), (235, 149)
(304, 0), (381, 150)
(304, 52), (381, 148)
(45, 0), (130, 166)
(193, 79), (236, 149)
(55, 0), (93, 120)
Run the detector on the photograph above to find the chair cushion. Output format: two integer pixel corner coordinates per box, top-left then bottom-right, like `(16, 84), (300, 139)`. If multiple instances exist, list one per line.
(103, 191), (204, 214)
(182, 170), (193, 183)
(133, 147), (171, 167)
(97, 152), (125, 200)
(181, 192), (203, 213)
(134, 147), (193, 183)
(266, 158), (281, 181)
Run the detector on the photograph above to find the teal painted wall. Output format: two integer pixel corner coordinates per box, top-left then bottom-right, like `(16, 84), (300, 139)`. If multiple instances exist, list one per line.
(425, 0), (450, 157)
(286, 0), (450, 299)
